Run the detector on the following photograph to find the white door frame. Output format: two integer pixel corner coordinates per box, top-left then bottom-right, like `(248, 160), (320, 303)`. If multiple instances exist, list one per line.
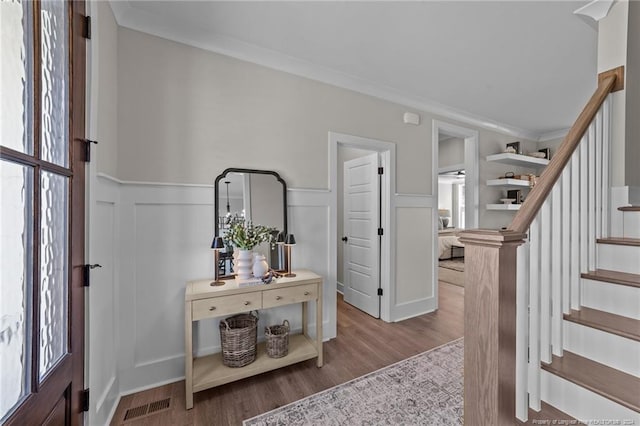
(432, 120), (479, 230)
(330, 132), (395, 322)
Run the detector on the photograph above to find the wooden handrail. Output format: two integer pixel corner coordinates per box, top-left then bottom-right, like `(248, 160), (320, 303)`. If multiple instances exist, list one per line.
(509, 66), (624, 234)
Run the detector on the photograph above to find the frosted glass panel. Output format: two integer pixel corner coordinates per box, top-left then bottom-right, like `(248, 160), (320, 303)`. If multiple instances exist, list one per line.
(40, 0), (68, 167)
(39, 171), (68, 380)
(0, 161), (33, 421)
(0, 0), (33, 154)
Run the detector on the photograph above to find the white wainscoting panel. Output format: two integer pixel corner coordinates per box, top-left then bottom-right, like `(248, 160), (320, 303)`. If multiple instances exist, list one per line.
(393, 194), (436, 321)
(111, 183), (334, 395)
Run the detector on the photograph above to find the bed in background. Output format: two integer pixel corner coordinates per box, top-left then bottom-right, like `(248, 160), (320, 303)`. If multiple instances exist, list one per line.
(438, 228), (464, 260)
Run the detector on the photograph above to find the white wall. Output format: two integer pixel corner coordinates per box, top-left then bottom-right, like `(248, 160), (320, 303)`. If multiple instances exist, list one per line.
(626, 0), (640, 187)
(87, 19), (554, 413)
(598, 0), (628, 187)
(438, 137), (465, 169)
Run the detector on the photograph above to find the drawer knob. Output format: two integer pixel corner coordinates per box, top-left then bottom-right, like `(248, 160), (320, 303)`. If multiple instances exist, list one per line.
(244, 301), (250, 306)
(275, 296), (283, 300)
(209, 306), (216, 311)
(304, 291), (310, 296)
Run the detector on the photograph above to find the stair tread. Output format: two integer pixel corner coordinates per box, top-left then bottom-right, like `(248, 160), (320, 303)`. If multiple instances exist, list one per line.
(542, 351), (640, 413)
(517, 402), (576, 424)
(597, 237), (640, 246)
(581, 269), (640, 288)
(564, 307), (640, 342)
(619, 206), (640, 212)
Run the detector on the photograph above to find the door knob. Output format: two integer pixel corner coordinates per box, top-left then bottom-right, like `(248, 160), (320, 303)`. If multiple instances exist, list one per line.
(341, 236), (348, 242)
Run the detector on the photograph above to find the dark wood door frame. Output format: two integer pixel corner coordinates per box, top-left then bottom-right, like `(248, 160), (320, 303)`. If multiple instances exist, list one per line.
(1, 1), (86, 424)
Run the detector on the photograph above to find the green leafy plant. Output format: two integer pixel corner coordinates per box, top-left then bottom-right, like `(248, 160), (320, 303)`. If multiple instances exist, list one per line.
(225, 218), (276, 250)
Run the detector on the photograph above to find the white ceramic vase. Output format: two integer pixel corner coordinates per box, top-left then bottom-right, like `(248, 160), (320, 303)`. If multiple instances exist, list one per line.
(236, 249), (253, 280)
(252, 254), (269, 278)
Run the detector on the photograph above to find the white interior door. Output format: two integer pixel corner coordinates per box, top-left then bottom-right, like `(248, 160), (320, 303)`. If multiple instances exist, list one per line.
(343, 152), (380, 318)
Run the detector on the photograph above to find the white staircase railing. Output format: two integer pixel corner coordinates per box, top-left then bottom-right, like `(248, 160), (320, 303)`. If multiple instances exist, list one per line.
(515, 97), (611, 421)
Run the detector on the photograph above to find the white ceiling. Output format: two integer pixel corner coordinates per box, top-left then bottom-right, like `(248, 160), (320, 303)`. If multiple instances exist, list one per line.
(109, 1), (598, 140)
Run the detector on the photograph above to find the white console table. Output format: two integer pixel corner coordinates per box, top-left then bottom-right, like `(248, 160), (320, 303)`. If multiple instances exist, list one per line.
(184, 270), (323, 409)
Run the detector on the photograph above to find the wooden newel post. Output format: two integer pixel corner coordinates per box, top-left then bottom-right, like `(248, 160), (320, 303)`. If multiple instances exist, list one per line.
(458, 229), (526, 425)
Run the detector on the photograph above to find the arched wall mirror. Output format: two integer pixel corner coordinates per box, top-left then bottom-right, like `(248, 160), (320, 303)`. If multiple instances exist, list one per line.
(214, 168), (288, 277)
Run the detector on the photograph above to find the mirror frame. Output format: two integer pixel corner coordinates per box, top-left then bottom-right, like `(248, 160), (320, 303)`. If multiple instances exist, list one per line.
(214, 168), (288, 237)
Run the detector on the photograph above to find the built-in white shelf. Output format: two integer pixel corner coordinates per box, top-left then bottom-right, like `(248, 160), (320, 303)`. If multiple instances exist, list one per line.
(487, 203), (521, 211)
(486, 178), (531, 188)
(486, 153), (550, 167)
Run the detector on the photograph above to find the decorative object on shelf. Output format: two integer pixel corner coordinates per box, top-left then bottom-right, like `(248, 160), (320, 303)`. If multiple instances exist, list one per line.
(219, 312), (259, 368)
(500, 198), (516, 204)
(261, 269), (282, 284)
(505, 141), (521, 154)
(527, 174), (538, 188)
(235, 249), (253, 280)
(507, 189), (523, 204)
(265, 319), (290, 358)
(526, 151), (546, 158)
(252, 254), (269, 279)
(225, 218), (276, 250)
(538, 148), (551, 159)
(276, 231), (287, 272)
(499, 171), (515, 179)
(284, 234), (297, 278)
(210, 236), (225, 286)
(225, 218), (276, 279)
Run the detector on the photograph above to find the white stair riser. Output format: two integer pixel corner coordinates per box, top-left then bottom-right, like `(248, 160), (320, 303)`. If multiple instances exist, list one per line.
(563, 321), (640, 376)
(540, 370), (640, 424)
(597, 244), (640, 274)
(623, 212), (640, 239)
(581, 278), (640, 319)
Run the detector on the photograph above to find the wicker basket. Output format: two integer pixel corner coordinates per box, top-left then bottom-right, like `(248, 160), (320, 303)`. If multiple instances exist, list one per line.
(265, 320), (290, 358)
(219, 312), (258, 367)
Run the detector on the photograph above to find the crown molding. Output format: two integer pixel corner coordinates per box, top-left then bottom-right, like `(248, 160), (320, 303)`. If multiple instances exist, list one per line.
(574, 0), (615, 22)
(538, 128), (570, 142)
(109, 1), (543, 141)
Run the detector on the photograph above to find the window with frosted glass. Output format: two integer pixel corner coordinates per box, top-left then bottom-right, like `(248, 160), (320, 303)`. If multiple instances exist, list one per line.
(0, 0), (33, 154)
(39, 171), (68, 379)
(40, 0), (68, 167)
(0, 160), (33, 421)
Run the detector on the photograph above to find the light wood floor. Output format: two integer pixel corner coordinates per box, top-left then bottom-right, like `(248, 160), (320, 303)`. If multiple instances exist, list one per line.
(110, 282), (464, 425)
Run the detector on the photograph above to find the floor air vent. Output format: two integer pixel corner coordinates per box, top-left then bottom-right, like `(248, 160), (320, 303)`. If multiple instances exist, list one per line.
(123, 398), (171, 422)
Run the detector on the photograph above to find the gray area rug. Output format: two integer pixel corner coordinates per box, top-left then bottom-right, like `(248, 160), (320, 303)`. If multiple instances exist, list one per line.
(243, 338), (464, 426)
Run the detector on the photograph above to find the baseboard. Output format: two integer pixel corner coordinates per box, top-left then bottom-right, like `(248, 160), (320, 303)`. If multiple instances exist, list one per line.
(90, 375), (120, 426)
(336, 281), (344, 294)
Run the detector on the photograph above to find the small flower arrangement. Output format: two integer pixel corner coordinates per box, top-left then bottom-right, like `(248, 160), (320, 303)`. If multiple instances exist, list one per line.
(225, 218), (276, 250)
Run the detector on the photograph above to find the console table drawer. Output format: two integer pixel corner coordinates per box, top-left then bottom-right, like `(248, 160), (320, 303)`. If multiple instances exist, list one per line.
(263, 283), (317, 308)
(192, 293), (262, 321)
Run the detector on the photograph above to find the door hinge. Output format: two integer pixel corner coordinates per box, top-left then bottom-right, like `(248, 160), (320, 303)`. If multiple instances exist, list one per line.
(378, 167), (383, 175)
(377, 228), (383, 236)
(377, 288), (383, 296)
(83, 264), (102, 287)
(82, 139), (98, 162)
(81, 388), (89, 412)
(83, 16), (91, 39)
(82, 15), (91, 40)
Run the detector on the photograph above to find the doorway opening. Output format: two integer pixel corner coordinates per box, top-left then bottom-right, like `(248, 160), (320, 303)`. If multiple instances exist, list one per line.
(432, 121), (478, 290)
(330, 132), (394, 322)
